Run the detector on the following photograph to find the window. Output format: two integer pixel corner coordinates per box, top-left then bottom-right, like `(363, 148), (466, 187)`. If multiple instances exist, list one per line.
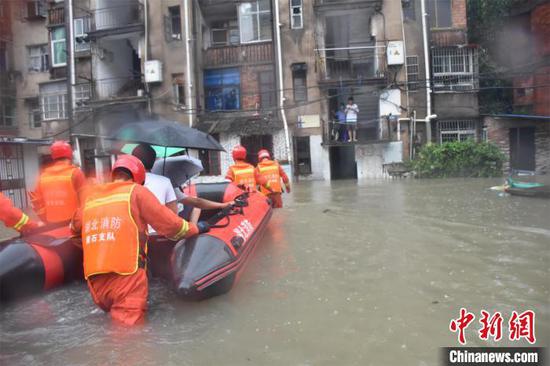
(259, 71), (276, 109)
(402, 0), (415, 21)
(51, 27), (66, 67)
(172, 74), (185, 106)
(40, 82), (67, 120)
(74, 18), (90, 52)
(438, 120), (477, 143)
(74, 83), (91, 106)
(1, 103), (15, 128)
(204, 68), (240, 111)
(406, 55), (419, 91)
(428, 0), (451, 28)
(199, 134), (221, 176)
(165, 6), (182, 41)
(0, 41), (7, 73)
(25, 1), (46, 19)
(28, 45), (49, 72)
(239, 0), (272, 43)
(28, 98), (42, 128)
(211, 21), (240, 47)
(290, 0), (303, 29)
(432, 47), (478, 92)
(292, 63), (307, 102)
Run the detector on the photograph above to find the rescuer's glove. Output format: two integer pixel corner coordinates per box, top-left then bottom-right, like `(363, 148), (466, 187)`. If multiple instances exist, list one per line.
(197, 221), (211, 234)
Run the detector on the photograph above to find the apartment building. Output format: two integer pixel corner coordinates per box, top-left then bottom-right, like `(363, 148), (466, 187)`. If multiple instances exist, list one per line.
(3, 0), (485, 182)
(484, 0), (550, 174)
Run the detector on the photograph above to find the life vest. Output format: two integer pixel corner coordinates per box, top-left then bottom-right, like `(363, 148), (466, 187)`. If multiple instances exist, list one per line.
(82, 181), (145, 279)
(37, 162), (79, 223)
(229, 163), (257, 191)
(257, 160), (282, 194)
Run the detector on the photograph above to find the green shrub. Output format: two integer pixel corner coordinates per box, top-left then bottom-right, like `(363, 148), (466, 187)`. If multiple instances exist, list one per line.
(409, 140), (505, 178)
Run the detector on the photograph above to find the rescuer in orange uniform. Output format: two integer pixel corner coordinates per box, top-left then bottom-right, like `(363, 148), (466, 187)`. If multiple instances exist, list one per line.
(255, 149), (291, 208)
(0, 192), (42, 234)
(31, 141), (86, 224)
(71, 155), (206, 326)
(225, 145), (270, 192)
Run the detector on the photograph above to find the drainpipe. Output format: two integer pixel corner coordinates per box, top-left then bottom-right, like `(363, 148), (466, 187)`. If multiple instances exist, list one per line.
(420, 0), (433, 143)
(143, 0), (151, 114)
(183, 0), (194, 127)
(65, 0), (75, 138)
(273, 0), (293, 176)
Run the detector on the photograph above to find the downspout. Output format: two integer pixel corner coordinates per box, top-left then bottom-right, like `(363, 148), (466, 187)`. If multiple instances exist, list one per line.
(183, 0), (193, 127)
(65, 0), (75, 138)
(144, 0), (151, 114)
(273, 0), (293, 176)
(420, 0), (433, 143)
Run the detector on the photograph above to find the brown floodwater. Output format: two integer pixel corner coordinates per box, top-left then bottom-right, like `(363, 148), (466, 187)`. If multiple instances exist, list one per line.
(1, 179), (549, 365)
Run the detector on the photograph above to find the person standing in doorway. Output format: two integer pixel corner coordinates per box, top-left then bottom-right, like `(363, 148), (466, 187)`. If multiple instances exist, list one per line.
(345, 97), (359, 142)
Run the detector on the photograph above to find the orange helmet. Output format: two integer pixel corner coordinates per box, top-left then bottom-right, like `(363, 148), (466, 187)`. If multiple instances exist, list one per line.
(112, 155), (146, 185)
(232, 145), (247, 161)
(50, 140), (72, 160)
(258, 149), (271, 161)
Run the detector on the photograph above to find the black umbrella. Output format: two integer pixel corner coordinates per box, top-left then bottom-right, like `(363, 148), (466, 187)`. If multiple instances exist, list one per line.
(113, 118), (225, 151)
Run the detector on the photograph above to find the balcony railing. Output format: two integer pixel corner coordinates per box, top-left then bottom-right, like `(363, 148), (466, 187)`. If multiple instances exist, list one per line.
(203, 43), (273, 68)
(90, 2), (143, 33)
(92, 77), (144, 102)
(314, 0), (383, 10)
(430, 29), (468, 47)
(322, 117), (400, 145)
(316, 46), (386, 82)
(47, 7), (64, 27)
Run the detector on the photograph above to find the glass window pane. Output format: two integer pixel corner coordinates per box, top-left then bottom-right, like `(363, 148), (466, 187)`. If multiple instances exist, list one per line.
(259, 12), (271, 40)
(291, 0), (302, 6)
(437, 0), (452, 27)
(74, 19), (83, 35)
(240, 14), (256, 43)
(52, 27), (65, 40)
(240, 3), (254, 15)
(259, 0), (270, 11)
(54, 42), (66, 64)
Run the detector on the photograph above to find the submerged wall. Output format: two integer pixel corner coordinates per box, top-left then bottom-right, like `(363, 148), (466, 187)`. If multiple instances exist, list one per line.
(356, 141), (403, 179)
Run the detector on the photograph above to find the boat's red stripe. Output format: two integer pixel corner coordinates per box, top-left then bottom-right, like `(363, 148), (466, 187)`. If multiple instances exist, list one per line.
(30, 244), (65, 290)
(196, 208), (273, 290)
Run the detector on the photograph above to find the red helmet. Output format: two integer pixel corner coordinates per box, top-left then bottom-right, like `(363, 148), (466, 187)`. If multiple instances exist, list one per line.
(111, 155), (146, 185)
(257, 149), (271, 161)
(232, 145), (247, 161)
(50, 140), (72, 160)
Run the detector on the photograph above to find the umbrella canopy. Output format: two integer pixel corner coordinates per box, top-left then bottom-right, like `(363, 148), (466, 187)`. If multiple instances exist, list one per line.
(113, 118), (225, 151)
(151, 155), (203, 188)
(120, 143), (186, 158)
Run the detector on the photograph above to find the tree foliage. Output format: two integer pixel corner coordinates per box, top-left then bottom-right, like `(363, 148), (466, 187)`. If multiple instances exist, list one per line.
(409, 140), (505, 178)
(467, 0), (521, 114)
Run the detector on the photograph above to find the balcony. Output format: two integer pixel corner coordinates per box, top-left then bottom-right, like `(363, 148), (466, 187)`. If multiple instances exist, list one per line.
(203, 43), (274, 68)
(314, 0), (383, 11)
(47, 7), (64, 27)
(88, 3), (144, 39)
(316, 46), (387, 84)
(90, 77), (146, 104)
(430, 29), (468, 47)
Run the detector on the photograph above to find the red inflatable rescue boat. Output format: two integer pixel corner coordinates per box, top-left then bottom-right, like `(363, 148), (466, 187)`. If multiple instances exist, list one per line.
(0, 183), (272, 302)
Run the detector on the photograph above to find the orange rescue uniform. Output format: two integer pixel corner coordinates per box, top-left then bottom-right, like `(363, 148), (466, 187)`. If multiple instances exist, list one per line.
(32, 160), (86, 224)
(256, 159), (290, 208)
(225, 161), (268, 191)
(71, 180), (198, 325)
(0, 193), (39, 234)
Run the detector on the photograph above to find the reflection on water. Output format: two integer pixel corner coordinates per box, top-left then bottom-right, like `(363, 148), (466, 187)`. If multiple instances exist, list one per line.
(1, 179), (549, 366)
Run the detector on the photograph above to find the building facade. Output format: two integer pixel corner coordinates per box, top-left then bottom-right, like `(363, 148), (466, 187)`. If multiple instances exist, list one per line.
(3, 0), (488, 182)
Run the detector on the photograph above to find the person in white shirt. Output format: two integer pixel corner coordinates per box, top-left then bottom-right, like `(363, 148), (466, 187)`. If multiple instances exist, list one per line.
(132, 144), (178, 214)
(345, 96), (359, 142)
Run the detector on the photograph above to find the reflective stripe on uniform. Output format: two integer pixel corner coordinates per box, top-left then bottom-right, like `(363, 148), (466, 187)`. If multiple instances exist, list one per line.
(12, 213), (29, 231)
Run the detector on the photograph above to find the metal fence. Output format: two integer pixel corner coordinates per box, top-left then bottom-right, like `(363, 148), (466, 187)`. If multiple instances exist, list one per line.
(92, 2), (143, 32)
(432, 47), (478, 92)
(0, 144), (27, 209)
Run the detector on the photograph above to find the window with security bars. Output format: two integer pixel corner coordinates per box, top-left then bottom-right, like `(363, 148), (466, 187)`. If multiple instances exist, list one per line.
(406, 55), (419, 91)
(28, 44), (49, 72)
(42, 94), (67, 120)
(438, 120), (477, 143)
(432, 47), (478, 92)
(74, 83), (91, 106)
